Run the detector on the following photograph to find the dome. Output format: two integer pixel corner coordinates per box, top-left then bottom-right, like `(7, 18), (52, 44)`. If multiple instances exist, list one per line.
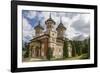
(45, 13), (55, 25)
(34, 21), (44, 30)
(56, 22), (66, 30)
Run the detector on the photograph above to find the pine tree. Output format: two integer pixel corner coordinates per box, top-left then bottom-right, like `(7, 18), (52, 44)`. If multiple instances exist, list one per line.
(24, 43), (29, 58)
(47, 47), (52, 60)
(71, 41), (77, 57)
(63, 40), (68, 59)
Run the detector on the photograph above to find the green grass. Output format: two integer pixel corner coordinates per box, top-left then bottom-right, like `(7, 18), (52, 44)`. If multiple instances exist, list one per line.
(22, 53), (89, 62)
(65, 53), (88, 60)
(79, 53), (89, 59)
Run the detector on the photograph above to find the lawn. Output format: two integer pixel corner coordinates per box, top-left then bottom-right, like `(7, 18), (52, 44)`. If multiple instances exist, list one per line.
(22, 53), (89, 62)
(65, 53), (89, 60)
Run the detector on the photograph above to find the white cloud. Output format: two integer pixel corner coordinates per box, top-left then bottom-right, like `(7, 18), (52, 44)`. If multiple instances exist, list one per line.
(81, 14), (90, 23)
(24, 11), (37, 19)
(23, 17), (35, 42)
(40, 12), (90, 40)
(70, 14), (90, 40)
(23, 11), (90, 41)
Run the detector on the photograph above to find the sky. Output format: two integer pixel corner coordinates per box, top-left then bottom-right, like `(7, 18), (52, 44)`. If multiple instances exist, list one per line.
(22, 10), (90, 43)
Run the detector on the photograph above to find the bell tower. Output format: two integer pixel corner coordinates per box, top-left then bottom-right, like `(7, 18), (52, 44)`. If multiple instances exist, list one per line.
(56, 17), (66, 38)
(45, 13), (57, 56)
(34, 21), (44, 36)
(45, 13), (55, 32)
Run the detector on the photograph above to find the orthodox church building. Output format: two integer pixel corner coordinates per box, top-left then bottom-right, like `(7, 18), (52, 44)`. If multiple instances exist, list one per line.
(28, 14), (72, 59)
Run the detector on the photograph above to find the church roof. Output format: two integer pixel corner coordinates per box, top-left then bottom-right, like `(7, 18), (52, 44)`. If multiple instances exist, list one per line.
(45, 13), (55, 24)
(56, 22), (66, 30)
(34, 21), (44, 30)
(56, 17), (66, 30)
(30, 34), (49, 42)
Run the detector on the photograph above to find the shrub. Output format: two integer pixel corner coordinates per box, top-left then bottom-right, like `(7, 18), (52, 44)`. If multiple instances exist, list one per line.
(47, 47), (52, 60)
(63, 41), (68, 59)
(24, 48), (29, 58)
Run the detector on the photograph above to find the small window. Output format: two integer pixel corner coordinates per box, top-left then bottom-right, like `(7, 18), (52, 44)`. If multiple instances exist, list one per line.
(52, 33), (54, 36)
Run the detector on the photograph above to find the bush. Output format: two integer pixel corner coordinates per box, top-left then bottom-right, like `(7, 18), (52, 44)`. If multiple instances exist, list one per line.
(47, 47), (52, 60)
(24, 48), (29, 58)
(63, 41), (68, 59)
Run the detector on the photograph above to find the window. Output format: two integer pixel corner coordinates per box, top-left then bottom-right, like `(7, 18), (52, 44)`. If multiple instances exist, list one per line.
(52, 33), (54, 36)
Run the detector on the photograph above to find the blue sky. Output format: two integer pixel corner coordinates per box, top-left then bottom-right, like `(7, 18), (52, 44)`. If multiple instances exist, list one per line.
(22, 10), (90, 43)
(22, 10), (43, 27)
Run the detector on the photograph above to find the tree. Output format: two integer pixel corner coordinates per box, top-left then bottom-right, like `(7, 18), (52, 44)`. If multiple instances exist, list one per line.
(24, 42), (29, 58)
(47, 47), (52, 60)
(72, 41), (83, 56)
(63, 40), (68, 59)
(75, 41), (82, 56)
(82, 38), (90, 58)
(71, 41), (77, 57)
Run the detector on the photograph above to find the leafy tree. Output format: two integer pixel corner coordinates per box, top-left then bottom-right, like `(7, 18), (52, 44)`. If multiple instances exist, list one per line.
(87, 38), (90, 58)
(75, 41), (82, 56)
(63, 40), (68, 59)
(24, 42), (29, 58)
(71, 41), (84, 56)
(24, 49), (29, 58)
(71, 41), (77, 57)
(47, 47), (52, 60)
(82, 38), (90, 58)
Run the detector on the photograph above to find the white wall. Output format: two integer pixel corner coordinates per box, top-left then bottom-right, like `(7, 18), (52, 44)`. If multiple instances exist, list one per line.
(0, 0), (99, 73)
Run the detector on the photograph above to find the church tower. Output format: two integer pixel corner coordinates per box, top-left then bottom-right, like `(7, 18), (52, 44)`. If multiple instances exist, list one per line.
(45, 13), (55, 32)
(56, 17), (66, 38)
(34, 21), (44, 36)
(45, 13), (57, 57)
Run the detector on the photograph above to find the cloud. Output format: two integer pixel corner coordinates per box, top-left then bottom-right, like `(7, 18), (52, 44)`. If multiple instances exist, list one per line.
(70, 14), (90, 40)
(23, 10), (37, 19)
(22, 10), (90, 41)
(72, 34), (87, 41)
(22, 17), (35, 43)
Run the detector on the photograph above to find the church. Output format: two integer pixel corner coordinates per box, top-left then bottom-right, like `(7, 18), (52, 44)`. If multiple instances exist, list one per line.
(28, 14), (72, 59)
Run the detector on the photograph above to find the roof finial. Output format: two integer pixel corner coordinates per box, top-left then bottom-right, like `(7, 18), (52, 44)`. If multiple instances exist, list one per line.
(49, 12), (51, 18)
(60, 16), (62, 23)
(38, 20), (41, 25)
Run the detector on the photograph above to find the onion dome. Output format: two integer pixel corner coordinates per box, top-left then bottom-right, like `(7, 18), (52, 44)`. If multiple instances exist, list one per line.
(34, 21), (44, 30)
(56, 18), (66, 30)
(45, 13), (55, 25)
